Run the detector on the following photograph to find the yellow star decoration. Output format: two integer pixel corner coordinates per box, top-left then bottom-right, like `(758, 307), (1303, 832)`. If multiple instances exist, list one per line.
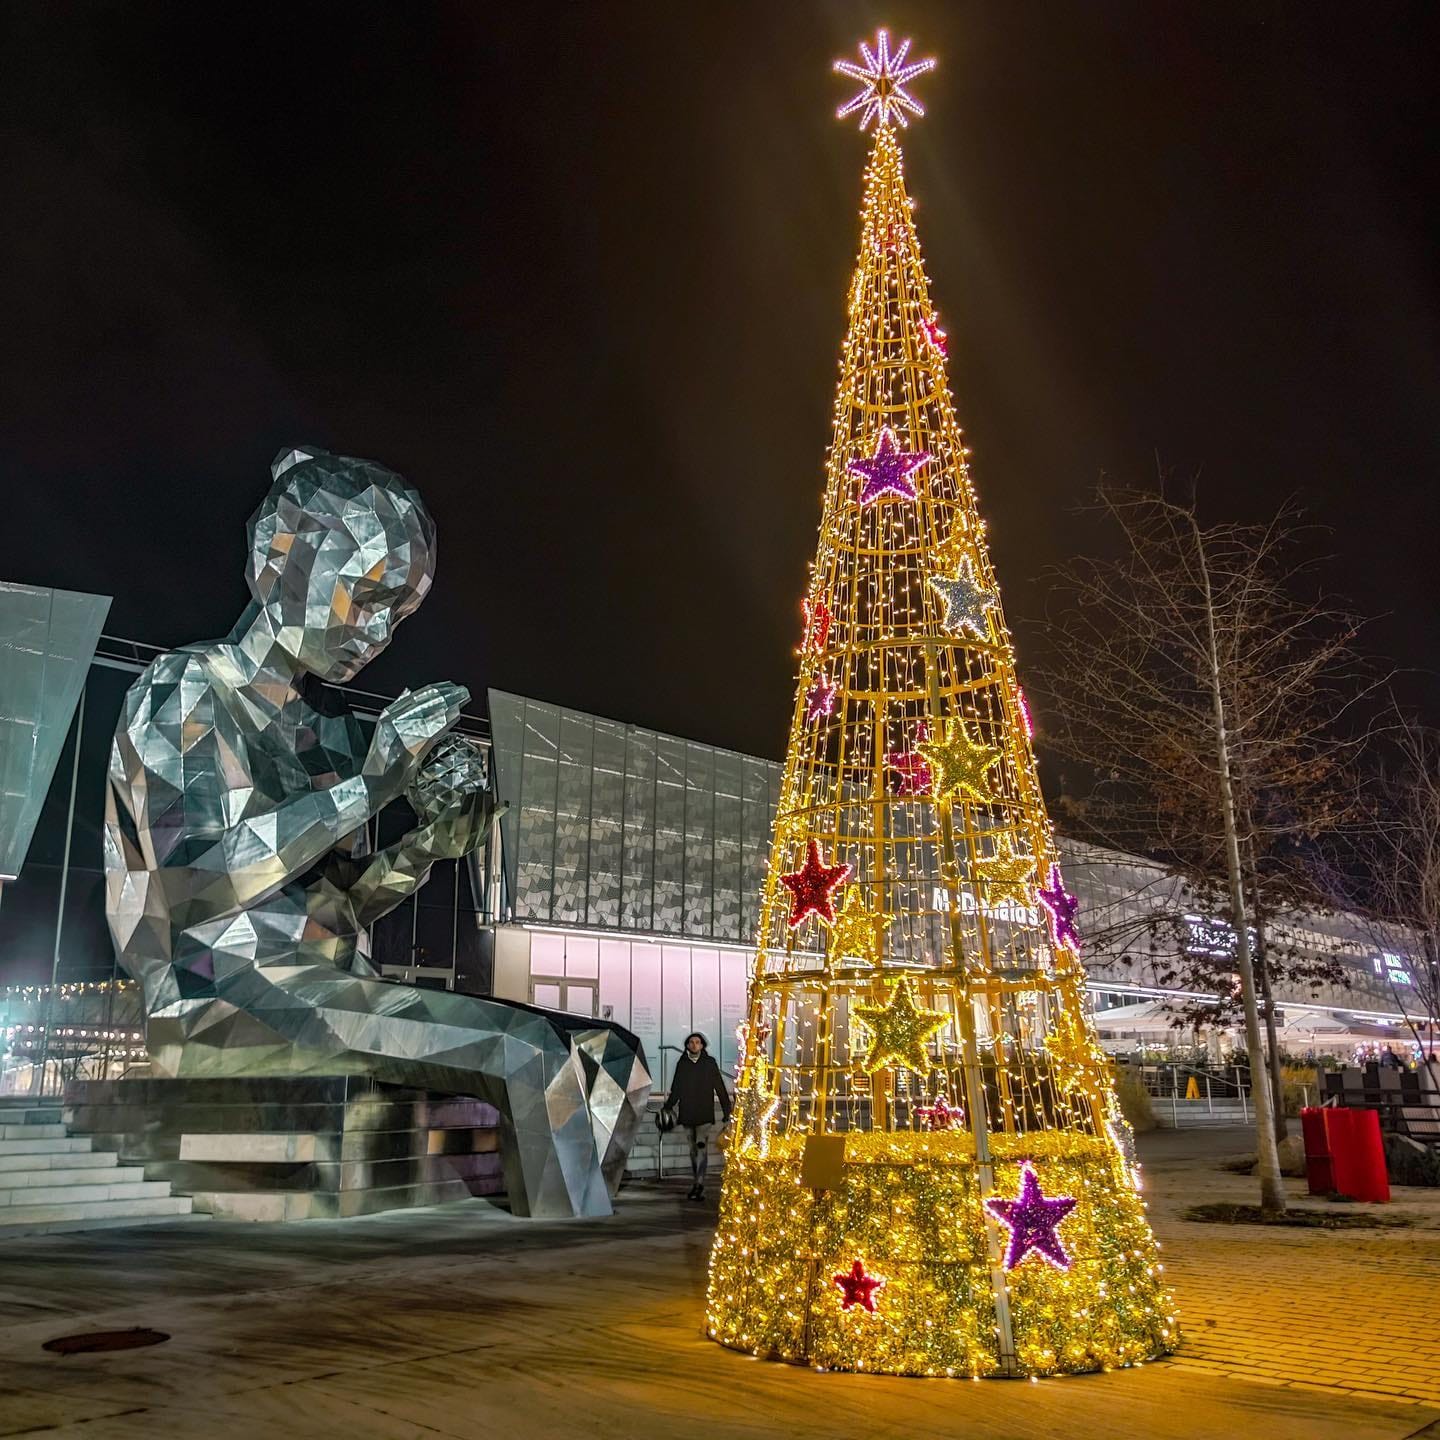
(852, 976), (950, 1074)
(826, 890), (886, 969)
(974, 836), (1035, 906)
(916, 716), (1002, 805)
(1044, 1003), (1112, 1101)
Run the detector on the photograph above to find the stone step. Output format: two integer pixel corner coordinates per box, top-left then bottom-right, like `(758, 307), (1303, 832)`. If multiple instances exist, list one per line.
(188, 1191), (320, 1222)
(179, 1132), (318, 1163)
(0, 1178), (172, 1207)
(0, 1165), (143, 1194)
(0, 1135), (93, 1156)
(1, 1123), (68, 1141)
(0, 1149), (116, 1174)
(0, 1194), (194, 1235)
(0, 1106), (64, 1125)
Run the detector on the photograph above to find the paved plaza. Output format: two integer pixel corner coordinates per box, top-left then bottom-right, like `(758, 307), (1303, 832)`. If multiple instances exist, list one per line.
(0, 1127), (1436, 1440)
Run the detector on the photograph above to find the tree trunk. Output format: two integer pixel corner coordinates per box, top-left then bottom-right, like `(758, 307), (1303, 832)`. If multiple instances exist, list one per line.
(1256, 948), (1288, 1141)
(1196, 526), (1287, 1213)
(1246, 861), (1289, 1141)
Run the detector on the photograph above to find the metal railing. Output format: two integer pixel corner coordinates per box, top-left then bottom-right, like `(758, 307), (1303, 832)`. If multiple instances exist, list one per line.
(1132, 1061), (1254, 1127)
(0, 979), (144, 1098)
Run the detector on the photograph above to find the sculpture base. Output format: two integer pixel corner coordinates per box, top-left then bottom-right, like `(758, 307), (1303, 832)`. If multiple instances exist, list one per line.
(65, 1075), (503, 1221)
(706, 1132), (1177, 1377)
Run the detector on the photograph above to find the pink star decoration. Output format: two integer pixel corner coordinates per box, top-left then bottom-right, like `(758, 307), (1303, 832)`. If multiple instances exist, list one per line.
(920, 315), (949, 356)
(914, 1095), (960, 1131)
(850, 426), (931, 506)
(984, 1165), (1078, 1271)
(806, 674), (838, 722)
(1037, 862), (1081, 951)
(887, 721), (933, 797)
(832, 1258), (886, 1312)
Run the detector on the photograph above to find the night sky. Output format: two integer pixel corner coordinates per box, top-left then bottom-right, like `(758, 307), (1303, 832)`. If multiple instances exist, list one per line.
(4, 2), (1438, 761)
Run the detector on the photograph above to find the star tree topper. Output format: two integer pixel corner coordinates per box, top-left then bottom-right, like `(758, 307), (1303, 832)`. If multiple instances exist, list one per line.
(834, 29), (937, 131)
(779, 839), (852, 929)
(850, 426), (931, 506)
(984, 1165), (1078, 1271)
(853, 975), (949, 1074)
(928, 554), (999, 639)
(917, 717), (1003, 806)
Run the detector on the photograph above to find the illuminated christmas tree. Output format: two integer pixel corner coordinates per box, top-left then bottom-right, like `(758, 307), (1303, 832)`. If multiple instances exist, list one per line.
(705, 31), (1178, 1378)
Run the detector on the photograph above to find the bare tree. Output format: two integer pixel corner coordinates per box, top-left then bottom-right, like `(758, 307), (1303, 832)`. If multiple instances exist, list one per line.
(1349, 713), (1440, 1068)
(1036, 484), (1370, 1215)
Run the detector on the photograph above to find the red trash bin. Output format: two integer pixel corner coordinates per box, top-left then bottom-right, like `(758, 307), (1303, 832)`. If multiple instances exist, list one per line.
(1300, 1106), (1333, 1195)
(1301, 1106), (1389, 1203)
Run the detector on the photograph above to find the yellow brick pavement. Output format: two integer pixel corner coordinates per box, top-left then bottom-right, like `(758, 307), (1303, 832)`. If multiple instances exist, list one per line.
(1143, 1140), (1440, 1413)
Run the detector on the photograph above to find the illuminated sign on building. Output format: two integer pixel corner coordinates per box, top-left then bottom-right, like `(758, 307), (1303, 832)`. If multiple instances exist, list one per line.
(1373, 953), (1414, 987)
(933, 886), (1042, 926)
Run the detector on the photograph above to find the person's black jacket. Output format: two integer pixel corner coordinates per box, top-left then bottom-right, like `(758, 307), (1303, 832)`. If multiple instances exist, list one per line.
(665, 1050), (732, 1127)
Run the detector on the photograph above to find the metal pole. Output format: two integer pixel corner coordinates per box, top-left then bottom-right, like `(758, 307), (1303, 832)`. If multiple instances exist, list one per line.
(34, 688), (84, 1098)
(1206, 1074), (1212, 1114)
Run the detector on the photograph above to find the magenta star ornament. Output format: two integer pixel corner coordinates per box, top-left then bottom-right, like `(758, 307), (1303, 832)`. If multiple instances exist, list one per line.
(832, 1258), (886, 1312)
(806, 674), (838, 722)
(850, 427), (930, 506)
(915, 1095), (960, 1131)
(1037, 862), (1081, 951)
(984, 1165), (1078, 1271)
(886, 749), (933, 797)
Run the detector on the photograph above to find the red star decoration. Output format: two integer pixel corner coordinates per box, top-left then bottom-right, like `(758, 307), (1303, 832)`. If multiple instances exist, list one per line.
(779, 839), (852, 929)
(832, 1258), (885, 1313)
(800, 598), (832, 655)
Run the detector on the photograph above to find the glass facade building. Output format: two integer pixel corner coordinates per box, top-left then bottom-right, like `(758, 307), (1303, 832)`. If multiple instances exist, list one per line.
(487, 691), (781, 1084)
(488, 690), (780, 940)
(486, 691), (1426, 1080)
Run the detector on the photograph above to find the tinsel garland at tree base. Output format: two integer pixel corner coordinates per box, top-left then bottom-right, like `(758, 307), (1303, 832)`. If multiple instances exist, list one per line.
(706, 1135), (1178, 1377)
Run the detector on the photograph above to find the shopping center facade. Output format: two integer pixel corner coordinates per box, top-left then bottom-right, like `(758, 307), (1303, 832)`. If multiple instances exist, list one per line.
(476, 690), (1422, 1090)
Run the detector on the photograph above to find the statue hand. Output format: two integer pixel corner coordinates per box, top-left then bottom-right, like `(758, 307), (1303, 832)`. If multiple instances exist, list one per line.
(406, 734), (492, 859)
(364, 682), (468, 797)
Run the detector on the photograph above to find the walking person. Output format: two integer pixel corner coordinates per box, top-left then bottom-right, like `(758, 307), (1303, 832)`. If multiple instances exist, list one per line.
(664, 1032), (732, 1201)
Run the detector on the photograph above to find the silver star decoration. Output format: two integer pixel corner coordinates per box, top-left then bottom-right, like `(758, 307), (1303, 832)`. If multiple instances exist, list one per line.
(928, 555), (998, 639)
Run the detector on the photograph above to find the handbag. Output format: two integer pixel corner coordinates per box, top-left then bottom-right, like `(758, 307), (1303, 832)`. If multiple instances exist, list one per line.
(655, 1105), (677, 1135)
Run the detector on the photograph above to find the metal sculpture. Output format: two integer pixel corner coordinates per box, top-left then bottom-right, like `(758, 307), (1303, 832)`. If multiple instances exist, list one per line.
(103, 446), (649, 1217)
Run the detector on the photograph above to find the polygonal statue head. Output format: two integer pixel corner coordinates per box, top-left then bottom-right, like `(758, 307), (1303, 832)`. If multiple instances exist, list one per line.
(245, 446), (438, 682)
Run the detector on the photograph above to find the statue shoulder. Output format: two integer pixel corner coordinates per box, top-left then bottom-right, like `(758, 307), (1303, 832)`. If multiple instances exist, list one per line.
(118, 644), (246, 749)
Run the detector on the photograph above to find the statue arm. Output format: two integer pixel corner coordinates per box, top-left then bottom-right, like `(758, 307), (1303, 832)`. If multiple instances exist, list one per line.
(309, 819), (454, 934)
(308, 776), (496, 933)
